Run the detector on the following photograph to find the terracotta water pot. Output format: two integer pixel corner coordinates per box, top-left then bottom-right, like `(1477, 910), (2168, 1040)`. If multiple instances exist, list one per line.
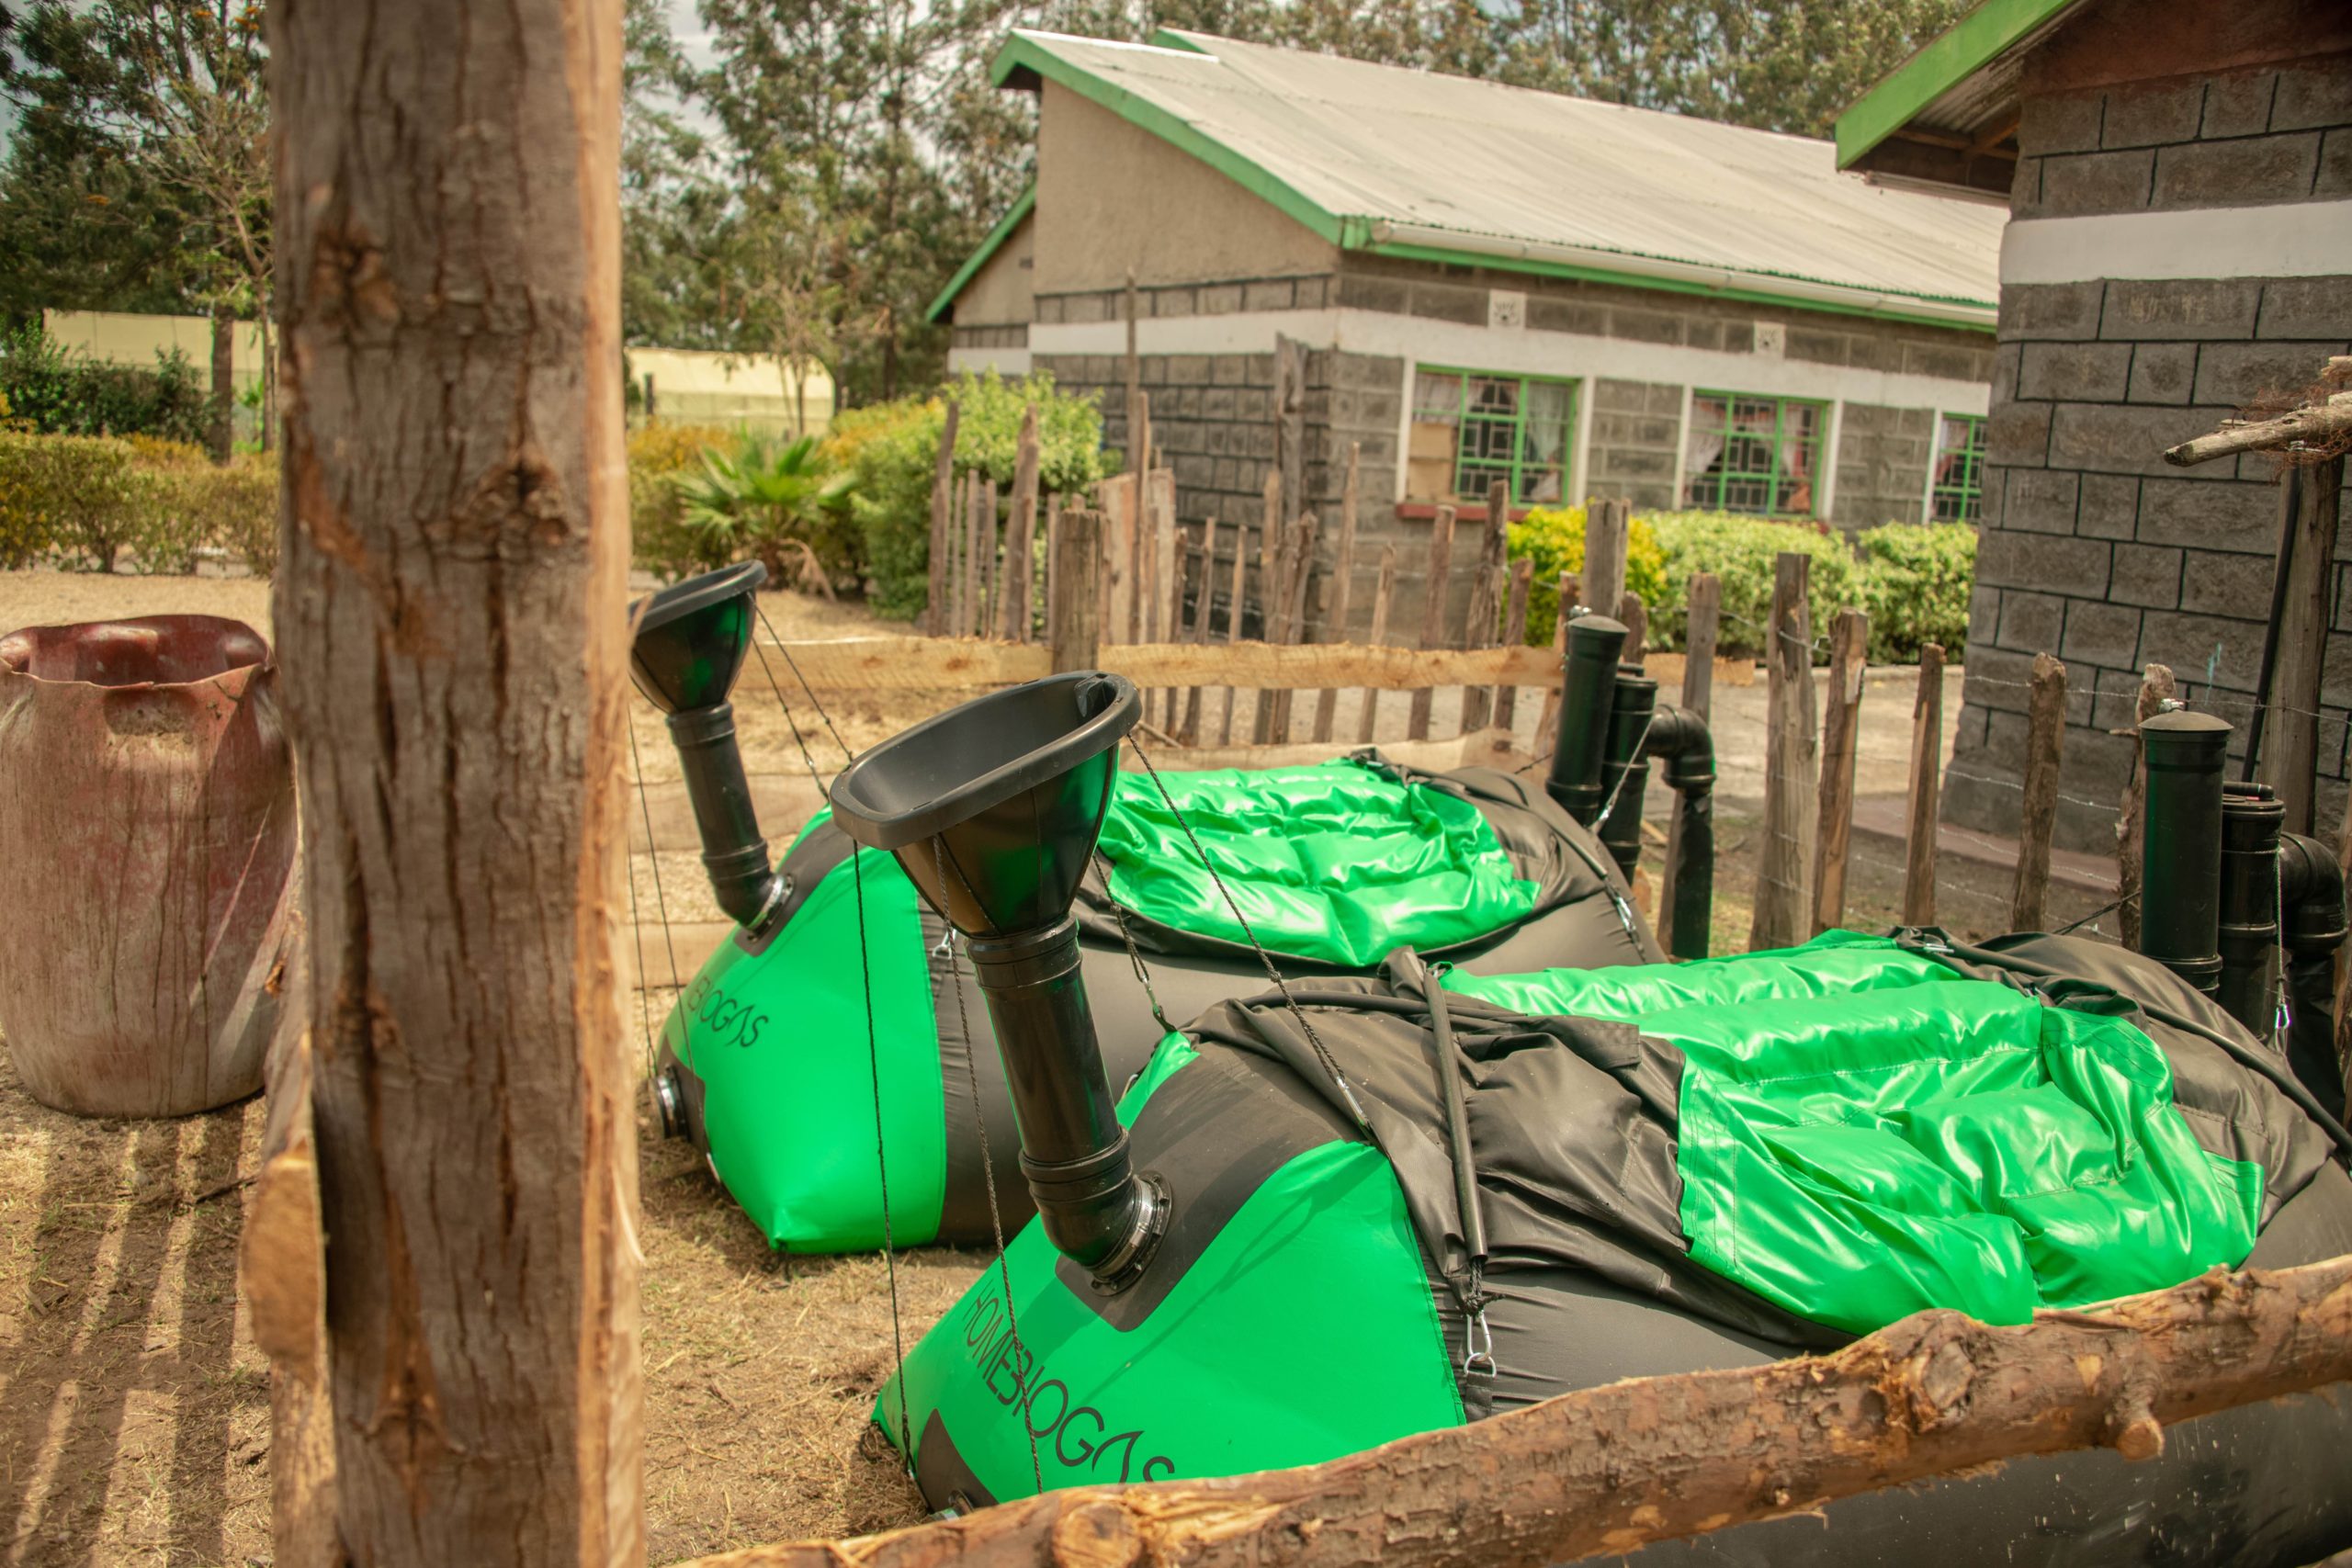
(0, 615), (297, 1116)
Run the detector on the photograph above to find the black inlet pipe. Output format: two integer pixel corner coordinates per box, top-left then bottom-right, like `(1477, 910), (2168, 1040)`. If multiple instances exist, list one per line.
(1597, 669), (1657, 883)
(668, 701), (787, 933)
(2139, 708), (2232, 997)
(966, 916), (1164, 1281)
(1546, 614), (1627, 824)
(2278, 831), (2348, 1119)
(1649, 705), (1716, 962)
(2217, 784), (2285, 1037)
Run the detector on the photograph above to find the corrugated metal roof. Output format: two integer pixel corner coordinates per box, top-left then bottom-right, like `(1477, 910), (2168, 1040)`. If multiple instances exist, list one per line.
(1006, 28), (2004, 314)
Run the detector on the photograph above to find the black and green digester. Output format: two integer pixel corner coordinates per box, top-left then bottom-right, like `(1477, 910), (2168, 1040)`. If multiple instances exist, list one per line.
(882, 931), (2352, 1566)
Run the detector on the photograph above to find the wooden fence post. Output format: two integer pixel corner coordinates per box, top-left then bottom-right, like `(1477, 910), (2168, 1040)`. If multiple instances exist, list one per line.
(2265, 456), (2341, 837)
(1182, 526), (1213, 742)
(1751, 552), (1818, 953)
(1533, 570), (1579, 760)
(925, 400), (960, 635)
(1902, 643), (1947, 927)
(1583, 497), (1629, 629)
(1407, 506), (1456, 741)
(1813, 607), (1870, 935)
(1220, 523), (1248, 746)
(998, 406), (1039, 642)
(1356, 543), (1398, 744)
(1657, 572), (1719, 954)
(1462, 479), (1510, 732)
(1311, 444), (1361, 743)
(1099, 471), (1138, 646)
(1251, 473), (1283, 742)
(1492, 558), (1534, 737)
(267, 0), (641, 1555)
(1043, 496), (1062, 651)
(2011, 651), (2068, 931)
(1270, 510), (1319, 742)
(2115, 663), (2178, 950)
(1617, 590), (1647, 668)
(1050, 509), (1103, 674)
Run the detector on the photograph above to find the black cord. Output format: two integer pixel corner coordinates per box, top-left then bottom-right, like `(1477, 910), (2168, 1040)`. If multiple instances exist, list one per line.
(755, 602), (854, 764)
(627, 723), (692, 1072)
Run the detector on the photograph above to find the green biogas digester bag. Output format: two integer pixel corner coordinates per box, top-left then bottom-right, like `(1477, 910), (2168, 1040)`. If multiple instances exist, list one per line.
(876, 933), (2320, 1514)
(656, 757), (1657, 1253)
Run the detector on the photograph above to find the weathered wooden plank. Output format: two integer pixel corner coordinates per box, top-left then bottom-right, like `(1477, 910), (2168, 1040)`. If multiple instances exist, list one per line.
(1050, 508), (1103, 676)
(2264, 456), (2340, 836)
(1311, 443), (1362, 743)
(1750, 553), (1818, 953)
(997, 404), (1040, 643)
(923, 400), (959, 635)
(1492, 557), (1533, 734)
(2011, 651), (2068, 931)
(2117, 662), (2177, 951)
(1533, 570), (1578, 759)
(1902, 642), (1946, 928)
(1812, 606), (1870, 935)
(1357, 543), (1398, 745)
(1407, 505), (1456, 741)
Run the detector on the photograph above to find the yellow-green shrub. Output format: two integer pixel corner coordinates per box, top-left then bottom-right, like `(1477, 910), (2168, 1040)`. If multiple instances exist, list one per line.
(142, 454), (278, 578)
(0, 431), (138, 570)
(1508, 505), (1671, 647)
(628, 421), (732, 580)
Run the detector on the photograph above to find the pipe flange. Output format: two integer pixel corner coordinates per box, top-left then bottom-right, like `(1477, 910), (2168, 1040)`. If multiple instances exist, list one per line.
(652, 1066), (688, 1139)
(1087, 1170), (1170, 1296)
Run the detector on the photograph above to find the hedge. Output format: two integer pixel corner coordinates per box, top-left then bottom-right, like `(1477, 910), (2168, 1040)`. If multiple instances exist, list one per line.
(1507, 508), (1975, 664)
(0, 432), (279, 576)
(0, 322), (211, 446)
(841, 370), (1111, 621)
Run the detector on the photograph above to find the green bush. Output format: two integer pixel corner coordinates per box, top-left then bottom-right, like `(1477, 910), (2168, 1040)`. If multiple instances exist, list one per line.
(123, 440), (279, 577)
(671, 432), (857, 590)
(1509, 504), (1671, 646)
(0, 431), (139, 570)
(0, 322), (210, 446)
(1642, 512), (1866, 660)
(1857, 521), (1976, 663)
(628, 421), (733, 580)
(843, 370), (1111, 621)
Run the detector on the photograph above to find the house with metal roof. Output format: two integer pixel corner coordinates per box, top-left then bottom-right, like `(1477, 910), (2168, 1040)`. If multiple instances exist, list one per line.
(1837, 0), (2351, 853)
(933, 28), (2007, 635)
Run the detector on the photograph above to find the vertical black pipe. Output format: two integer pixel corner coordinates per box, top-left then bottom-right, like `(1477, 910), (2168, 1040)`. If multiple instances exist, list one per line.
(2278, 831), (2348, 1118)
(963, 916), (1160, 1277)
(1651, 706), (1716, 963)
(1598, 670), (1657, 882)
(667, 701), (786, 933)
(2216, 784), (2284, 1036)
(2139, 708), (2232, 997)
(1547, 614), (1627, 824)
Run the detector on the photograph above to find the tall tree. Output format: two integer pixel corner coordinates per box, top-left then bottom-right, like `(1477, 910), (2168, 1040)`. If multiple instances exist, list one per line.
(268, 0), (641, 1562)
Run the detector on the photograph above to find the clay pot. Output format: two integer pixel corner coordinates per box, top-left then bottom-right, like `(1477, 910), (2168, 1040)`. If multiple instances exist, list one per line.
(0, 615), (296, 1116)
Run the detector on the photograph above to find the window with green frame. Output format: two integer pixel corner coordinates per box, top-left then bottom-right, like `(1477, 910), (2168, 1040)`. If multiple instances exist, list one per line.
(1681, 391), (1828, 516)
(1408, 368), (1577, 508)
(1931, 413), (1988, 523)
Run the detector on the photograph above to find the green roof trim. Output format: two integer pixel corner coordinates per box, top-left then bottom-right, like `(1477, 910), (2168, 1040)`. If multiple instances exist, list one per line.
(925, 184), (1035, 324)
(1835, 0), (2081, 169)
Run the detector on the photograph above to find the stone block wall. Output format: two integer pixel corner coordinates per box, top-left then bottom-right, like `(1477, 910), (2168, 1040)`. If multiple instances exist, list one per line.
(1946, 56), (2352, 855)
(1835, 403), (1937, 527)
(1587, 378), (1685, 511)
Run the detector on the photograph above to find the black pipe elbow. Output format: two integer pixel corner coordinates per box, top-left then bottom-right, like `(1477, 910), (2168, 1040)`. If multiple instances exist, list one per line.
(2278, 832), (2348, 957)
(1644, 703), (1715, 963)
(1647, 705), (1716, 793)
(668, 702), (788, 934)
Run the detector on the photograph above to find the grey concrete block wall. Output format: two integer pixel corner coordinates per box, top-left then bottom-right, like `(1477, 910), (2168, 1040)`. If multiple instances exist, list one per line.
(1587, 378), (1685, 512)
(1945, 52), (2352, 856)
(1835, 402), (1936, 528)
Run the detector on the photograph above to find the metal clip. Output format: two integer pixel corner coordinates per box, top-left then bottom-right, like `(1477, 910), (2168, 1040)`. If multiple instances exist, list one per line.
(932, 925), (957, 961)
(1463, 1303), (1496, 1377)
(2276, 994), (2294, 1038)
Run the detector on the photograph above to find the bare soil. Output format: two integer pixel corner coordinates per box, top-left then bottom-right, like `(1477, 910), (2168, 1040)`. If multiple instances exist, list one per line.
(0, 568), (2114, 1564)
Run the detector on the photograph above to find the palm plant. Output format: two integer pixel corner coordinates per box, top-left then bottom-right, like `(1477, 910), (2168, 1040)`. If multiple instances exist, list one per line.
(672, 431), (856, 592)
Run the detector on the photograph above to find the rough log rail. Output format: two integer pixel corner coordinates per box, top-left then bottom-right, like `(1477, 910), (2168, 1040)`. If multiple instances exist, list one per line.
(756, 636), (1568, 694)
(2163, 394), (2352, 467)
(673, 1258), (2352, 1568)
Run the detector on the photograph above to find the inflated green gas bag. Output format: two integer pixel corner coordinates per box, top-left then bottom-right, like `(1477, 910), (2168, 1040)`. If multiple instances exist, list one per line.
(878, 931), (2352, 1568)
(655, 755), (1655, 1253)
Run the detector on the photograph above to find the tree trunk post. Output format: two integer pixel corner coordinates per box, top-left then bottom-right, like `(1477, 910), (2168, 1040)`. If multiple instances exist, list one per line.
(1407, 505), (1456, 741)
(1220, 521), (1248, 746)
(1751, 552), (1818, 953)
(1813, 606), (1870, 935)
(1251, 472), (1283, 742)
(1182, 525), (1212, 742)
(1355, 543), (1398, 745)
(998, 404), (1040, 643)
(1657, 572), (1719, 954)
(1311, 443), (1361, 743)
(2011, 651), (2068, 932)
(1582, 497), (1629, 629)
(2117, 662), (2177, 952)
(1901, 643), (1947, 928)
(1049, 508), (1103, 674)
(209, 304), (236, 464)
(1616, 590), (1647, 668)
(1493, 557), (1534, 738)
(267, 0), (642, 1558)
(924, 400), (959, 634)
(1461, 479), (1510, 732)
(1534, 570), (1579, 760)
(2265, 456), (2342, 837)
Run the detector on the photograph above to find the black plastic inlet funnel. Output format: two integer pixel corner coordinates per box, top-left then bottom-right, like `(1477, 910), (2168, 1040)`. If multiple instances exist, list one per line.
(628, 563), (787, 934)
(830, 672), (1165, 1287)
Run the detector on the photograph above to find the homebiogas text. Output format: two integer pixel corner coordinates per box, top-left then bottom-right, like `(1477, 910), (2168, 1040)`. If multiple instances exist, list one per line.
(958, 1291), (1175, 1483)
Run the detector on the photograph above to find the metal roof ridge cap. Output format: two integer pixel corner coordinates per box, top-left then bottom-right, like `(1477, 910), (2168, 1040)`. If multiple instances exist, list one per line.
(1363, 219), (1997, 324)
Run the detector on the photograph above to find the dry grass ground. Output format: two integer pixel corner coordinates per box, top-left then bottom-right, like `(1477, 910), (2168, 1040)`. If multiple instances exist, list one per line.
(0, 568), (2115, 1564)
